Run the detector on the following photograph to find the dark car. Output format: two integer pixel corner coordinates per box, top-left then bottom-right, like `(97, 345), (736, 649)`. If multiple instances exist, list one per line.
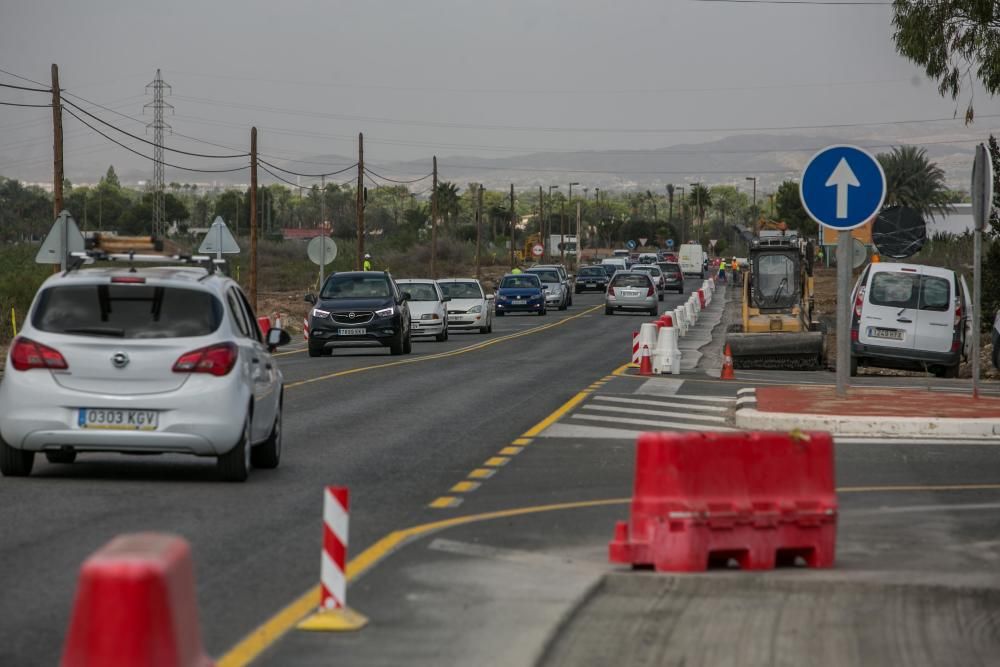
(494, 274), (545, 316)
(658, 262), (685, 294)
(575, 265), (610, 293)
(305, 271), (412, 357)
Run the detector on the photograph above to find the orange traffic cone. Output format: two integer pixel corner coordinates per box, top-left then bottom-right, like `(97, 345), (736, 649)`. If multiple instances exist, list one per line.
(639, 345), (654, 376)
(721, 343), (735, 380)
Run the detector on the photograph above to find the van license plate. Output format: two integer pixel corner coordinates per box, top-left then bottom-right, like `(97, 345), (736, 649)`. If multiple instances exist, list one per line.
(339, 328), (366, 336)
(79, 409), (159, 431)
(868, 327), (904, 341)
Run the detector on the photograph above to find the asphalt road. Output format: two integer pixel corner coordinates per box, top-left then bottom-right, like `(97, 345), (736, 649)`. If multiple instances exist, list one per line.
(0, 288), (682, 666)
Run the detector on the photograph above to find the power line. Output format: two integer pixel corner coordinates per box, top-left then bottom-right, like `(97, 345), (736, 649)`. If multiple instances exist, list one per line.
(0, 81), (51, 93)
(692, 0), (889, 4)
(61, 99), (249, 159)
(0, 67), (48, 88)
(62, 105), (250, 174)
(364, 166), (433, 184)
(257, 157), (358, 178)
(0, 100), (52, 108)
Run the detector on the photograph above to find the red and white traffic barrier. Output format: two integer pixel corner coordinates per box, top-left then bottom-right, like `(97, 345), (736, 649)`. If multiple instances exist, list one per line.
(297, 487), (368, 631)
(631, 330), (640, 366)
(303, 317), (310, 341)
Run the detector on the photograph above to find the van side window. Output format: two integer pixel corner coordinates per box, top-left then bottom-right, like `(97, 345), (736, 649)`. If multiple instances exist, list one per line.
(870, 272), (917, 309)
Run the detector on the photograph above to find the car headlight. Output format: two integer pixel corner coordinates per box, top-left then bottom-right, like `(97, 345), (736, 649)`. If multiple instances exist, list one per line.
(311, 308), (331, 318)
(420, 313), (439, 320)
(375, 306), (394, 318)
(468, 305), (483, 314)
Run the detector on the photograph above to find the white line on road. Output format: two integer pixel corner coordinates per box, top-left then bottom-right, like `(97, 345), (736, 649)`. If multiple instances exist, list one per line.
(592, 395), (730, 412)
(844, 502), (1000, 516)
(835, 437), (1000, 446)
(537, 422), (643, 440)
(580, 404), (728, 423)
(570, 413), (737, 432)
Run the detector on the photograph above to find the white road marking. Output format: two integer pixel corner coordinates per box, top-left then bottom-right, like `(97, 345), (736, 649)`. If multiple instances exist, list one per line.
(570, 413), (737, 432)
(835, 437), (1000, 446)
(580, 404), (728, 423)
(635, 379), (684, 396)
(845, 502), (1000, 516)
(538, 422), (643, 440)
(592, 395), (729, 413)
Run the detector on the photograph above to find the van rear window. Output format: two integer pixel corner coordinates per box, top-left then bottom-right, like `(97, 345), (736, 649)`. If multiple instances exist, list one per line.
(33, 284), (223, 338)
(869, 272), (950, 311)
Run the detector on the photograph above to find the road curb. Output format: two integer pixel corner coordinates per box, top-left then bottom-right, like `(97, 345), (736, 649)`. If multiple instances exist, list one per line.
(734, 389), (1000, 438)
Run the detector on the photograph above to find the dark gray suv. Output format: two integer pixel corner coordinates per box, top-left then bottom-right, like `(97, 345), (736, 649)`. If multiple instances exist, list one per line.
(305, 272), (412, 357)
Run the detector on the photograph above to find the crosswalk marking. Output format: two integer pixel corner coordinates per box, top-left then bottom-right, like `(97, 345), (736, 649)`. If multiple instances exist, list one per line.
(571, 413), (738, 432)
(592, 395), (729, 413)
(580, 404), (729, 423)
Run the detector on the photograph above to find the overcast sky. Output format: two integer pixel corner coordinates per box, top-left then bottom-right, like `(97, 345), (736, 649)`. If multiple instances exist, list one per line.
(1, 0), (998, 183)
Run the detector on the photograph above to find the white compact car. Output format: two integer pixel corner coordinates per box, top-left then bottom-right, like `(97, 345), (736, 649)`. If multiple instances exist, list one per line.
(397, 279), (450, 341)
(437, 279), (493, 333)
(0, 257), (290, 481)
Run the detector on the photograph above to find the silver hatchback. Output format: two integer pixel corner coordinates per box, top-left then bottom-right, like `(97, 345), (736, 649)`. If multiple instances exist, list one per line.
(605, 271), (658, 316)
(0, 258), (290, 481)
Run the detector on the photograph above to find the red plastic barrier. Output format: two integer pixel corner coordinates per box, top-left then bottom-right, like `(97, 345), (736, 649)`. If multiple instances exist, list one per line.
(62, 533), (214, 667)
(697, 289), (706, 308)
(257, 316), (271, 337)
(609, 431), (836, 571)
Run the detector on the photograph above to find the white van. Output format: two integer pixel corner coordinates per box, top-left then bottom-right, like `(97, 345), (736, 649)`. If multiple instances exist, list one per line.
(678, 244), (706, 278)
(600, 257), (627, 277)
(850, 262), (972, 377)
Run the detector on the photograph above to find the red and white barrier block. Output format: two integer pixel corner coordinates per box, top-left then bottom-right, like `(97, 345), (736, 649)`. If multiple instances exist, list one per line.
(631, 330), (640, 366)
(297, 487), (368, 631)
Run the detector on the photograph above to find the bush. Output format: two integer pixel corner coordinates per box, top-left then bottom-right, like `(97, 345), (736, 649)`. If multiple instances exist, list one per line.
(0, 244), (56, 343)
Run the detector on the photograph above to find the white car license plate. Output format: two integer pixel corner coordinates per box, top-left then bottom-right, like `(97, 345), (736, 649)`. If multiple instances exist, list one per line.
(622, 290), (640, 298)
(79, 408), (158, 431)
(586, 282), (596, 287)
(868, 326), (904, 341)
(339, 328), (366, 336)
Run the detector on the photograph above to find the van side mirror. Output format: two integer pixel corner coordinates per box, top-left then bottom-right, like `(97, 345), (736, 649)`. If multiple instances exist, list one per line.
(304, 293), (316, 305)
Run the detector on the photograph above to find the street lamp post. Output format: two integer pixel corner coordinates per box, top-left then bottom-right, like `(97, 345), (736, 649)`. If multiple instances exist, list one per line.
(566, 182), (579, 264)
(745, 176), (757, 233)
(691, 182), (703, 243)
(677, 185), (686, 244)
(594, 187), (600, 249)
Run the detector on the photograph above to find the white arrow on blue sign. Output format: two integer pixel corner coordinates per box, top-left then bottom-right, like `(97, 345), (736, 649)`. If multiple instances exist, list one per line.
(800, 145), (886, 231)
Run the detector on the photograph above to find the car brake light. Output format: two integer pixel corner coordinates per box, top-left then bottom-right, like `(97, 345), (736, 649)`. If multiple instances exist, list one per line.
(851, 329), (859, 341)
(954, 303), (962, 327)
(10, 337), (69, 371)
(646, 286), (655, 297)
(111, 276), (146, 284)
(854, 286), (865, 318)
(172, 342), (238, 377)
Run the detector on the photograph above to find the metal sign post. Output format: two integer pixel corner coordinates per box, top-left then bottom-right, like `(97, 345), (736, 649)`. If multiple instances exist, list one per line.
(800, 145), (886, 398)
(971, 143), (995, 399)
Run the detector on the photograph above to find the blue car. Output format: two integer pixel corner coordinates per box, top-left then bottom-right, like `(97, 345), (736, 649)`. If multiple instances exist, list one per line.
(494, 274), (546, 316)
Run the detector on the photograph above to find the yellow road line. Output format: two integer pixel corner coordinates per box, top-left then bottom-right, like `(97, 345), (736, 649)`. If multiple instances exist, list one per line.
(217, 479), (1000, 666)
(521, 390), (592, 438)
(512, 438), (532, 446)
(484, 456), (510, 467)
(450, 481), (481, 493)
(499, 446), (523, 456)
(217, 497), (630, 667)
(468, 468), (495, 480)
(285, 305), (602, 390)
(428, 496), (462, 509)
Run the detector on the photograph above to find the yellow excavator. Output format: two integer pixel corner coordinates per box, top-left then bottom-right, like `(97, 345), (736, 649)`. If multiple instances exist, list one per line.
(726, 229), (826, 370)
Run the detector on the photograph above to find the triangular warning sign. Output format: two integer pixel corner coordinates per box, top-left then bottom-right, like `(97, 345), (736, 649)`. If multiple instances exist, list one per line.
(36, 210), (86, 264)
(199, 216), (240, 255)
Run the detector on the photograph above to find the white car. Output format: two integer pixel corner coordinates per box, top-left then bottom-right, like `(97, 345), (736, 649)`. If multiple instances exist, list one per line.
(437, 278), (493, 334)
(397, 279), (450, 342)
(526, 267), (569, 310)
(0, 257), (289, 481)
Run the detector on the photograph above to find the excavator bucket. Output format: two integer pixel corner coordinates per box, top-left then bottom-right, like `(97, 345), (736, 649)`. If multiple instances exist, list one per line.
(726, 332), (825, 370)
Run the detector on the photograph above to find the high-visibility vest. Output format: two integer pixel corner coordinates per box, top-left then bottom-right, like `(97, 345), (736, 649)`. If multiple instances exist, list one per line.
(511, 267), (522, 274)
(363, 260), (372, 271)
(719, 261), (726, 270)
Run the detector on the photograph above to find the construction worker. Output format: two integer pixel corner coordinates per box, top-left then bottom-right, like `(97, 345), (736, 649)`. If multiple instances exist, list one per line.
(731, 257), (738, 284)
(363, 253), (372, 271)
(718, 258), (727, 284)
(511, 266), (523, 274)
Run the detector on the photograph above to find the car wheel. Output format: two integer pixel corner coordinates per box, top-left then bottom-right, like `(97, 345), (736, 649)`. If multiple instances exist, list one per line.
(435, 328), (448, 342)
(251, 402), (281, 469)
(218, 415), (251, 482)
(993, 343), (1000, 371)
(496, 310), (505, 317)
(390, 332), (404, 355)
(308, 344), (324, 358)
(0, 438), (34, 477)
(45, 449), (77, 464)
(940, 364), (960, 379)
(567, 295), (573, 307)
(605, 307), (614, 315)
(575, 288), (581, 294)
(649, 307), (658, 317)
(559, 302), (567, 311)
(403, 332), (413, 354)
(539, 307), (547, 316)
(849, 356), (858, 377)
(658, 294), (664, 302)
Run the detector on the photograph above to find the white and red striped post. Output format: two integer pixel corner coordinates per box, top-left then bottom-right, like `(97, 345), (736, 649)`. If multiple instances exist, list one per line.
(303, 316), (310, 341)
(320, 486), (349, 611)
(631, 330), (640, 365)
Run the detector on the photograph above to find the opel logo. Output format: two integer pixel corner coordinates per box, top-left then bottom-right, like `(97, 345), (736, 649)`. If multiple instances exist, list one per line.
(111, 351), (130, 369)
(348, 312), (356, 319)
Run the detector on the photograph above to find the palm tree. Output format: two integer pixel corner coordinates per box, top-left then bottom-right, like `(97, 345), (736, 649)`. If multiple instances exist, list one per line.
(433, 181), (461, 230)
(877, 145), (954, 222)
(687, 184), (712, 241)
(666, 184), (675, 223)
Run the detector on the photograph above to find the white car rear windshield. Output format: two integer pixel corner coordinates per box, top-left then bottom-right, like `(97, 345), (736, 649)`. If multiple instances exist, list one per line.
(439, 282), (483, 299)
(33, 284), (223, 338)
(870, 272), (950, 311)
(612, 274), (651, 288)
(404, 283), (440, 301)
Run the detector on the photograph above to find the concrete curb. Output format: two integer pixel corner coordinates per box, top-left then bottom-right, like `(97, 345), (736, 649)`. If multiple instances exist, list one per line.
(733, 389), (1000, 438)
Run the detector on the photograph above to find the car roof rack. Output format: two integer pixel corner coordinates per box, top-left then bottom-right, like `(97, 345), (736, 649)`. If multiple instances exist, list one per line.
(66, 250), (226, 276)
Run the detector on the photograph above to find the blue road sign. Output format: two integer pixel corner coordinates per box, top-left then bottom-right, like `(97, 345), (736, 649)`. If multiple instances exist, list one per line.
(666, 239), (674, 248)
(626, 239), (637, 249)
(800, 145), (886, 231)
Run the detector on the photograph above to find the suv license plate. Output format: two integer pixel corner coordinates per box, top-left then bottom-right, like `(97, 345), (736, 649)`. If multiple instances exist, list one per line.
(868, 327), (904, 341)
(586, 283), (596, 287)
(79, 408), (158, 431)
(339, 328), (366, 336)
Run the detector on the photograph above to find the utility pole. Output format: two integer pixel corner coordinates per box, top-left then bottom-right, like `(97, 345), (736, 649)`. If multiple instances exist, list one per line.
(509, 184), (516, 269)
(320, 174), (326, 232)
(249, 127), (258, 311)
(566, 182), (578, 264)
(594, 187), (600, 250)
(745, 176), (758, 233)
(475, 183), (483, 280)
(51, 64), (64, 219)
(575, 201), (581, 268)
(537, 186), (543, 262)
(144, 69), (172, 238)
(546, 186), (560, 262)
(356, 133), (364, 270)
(560, 201), (566, 263)
(431, 156), (438, 278)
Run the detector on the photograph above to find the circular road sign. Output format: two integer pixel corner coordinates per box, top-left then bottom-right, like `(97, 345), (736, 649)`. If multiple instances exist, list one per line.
(626, 239), (637, 250)
(531, 243), (544, 257)
(666, 239), (674, 248)
(307, 236), (337, 266)
(800, 144), (886, 231)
